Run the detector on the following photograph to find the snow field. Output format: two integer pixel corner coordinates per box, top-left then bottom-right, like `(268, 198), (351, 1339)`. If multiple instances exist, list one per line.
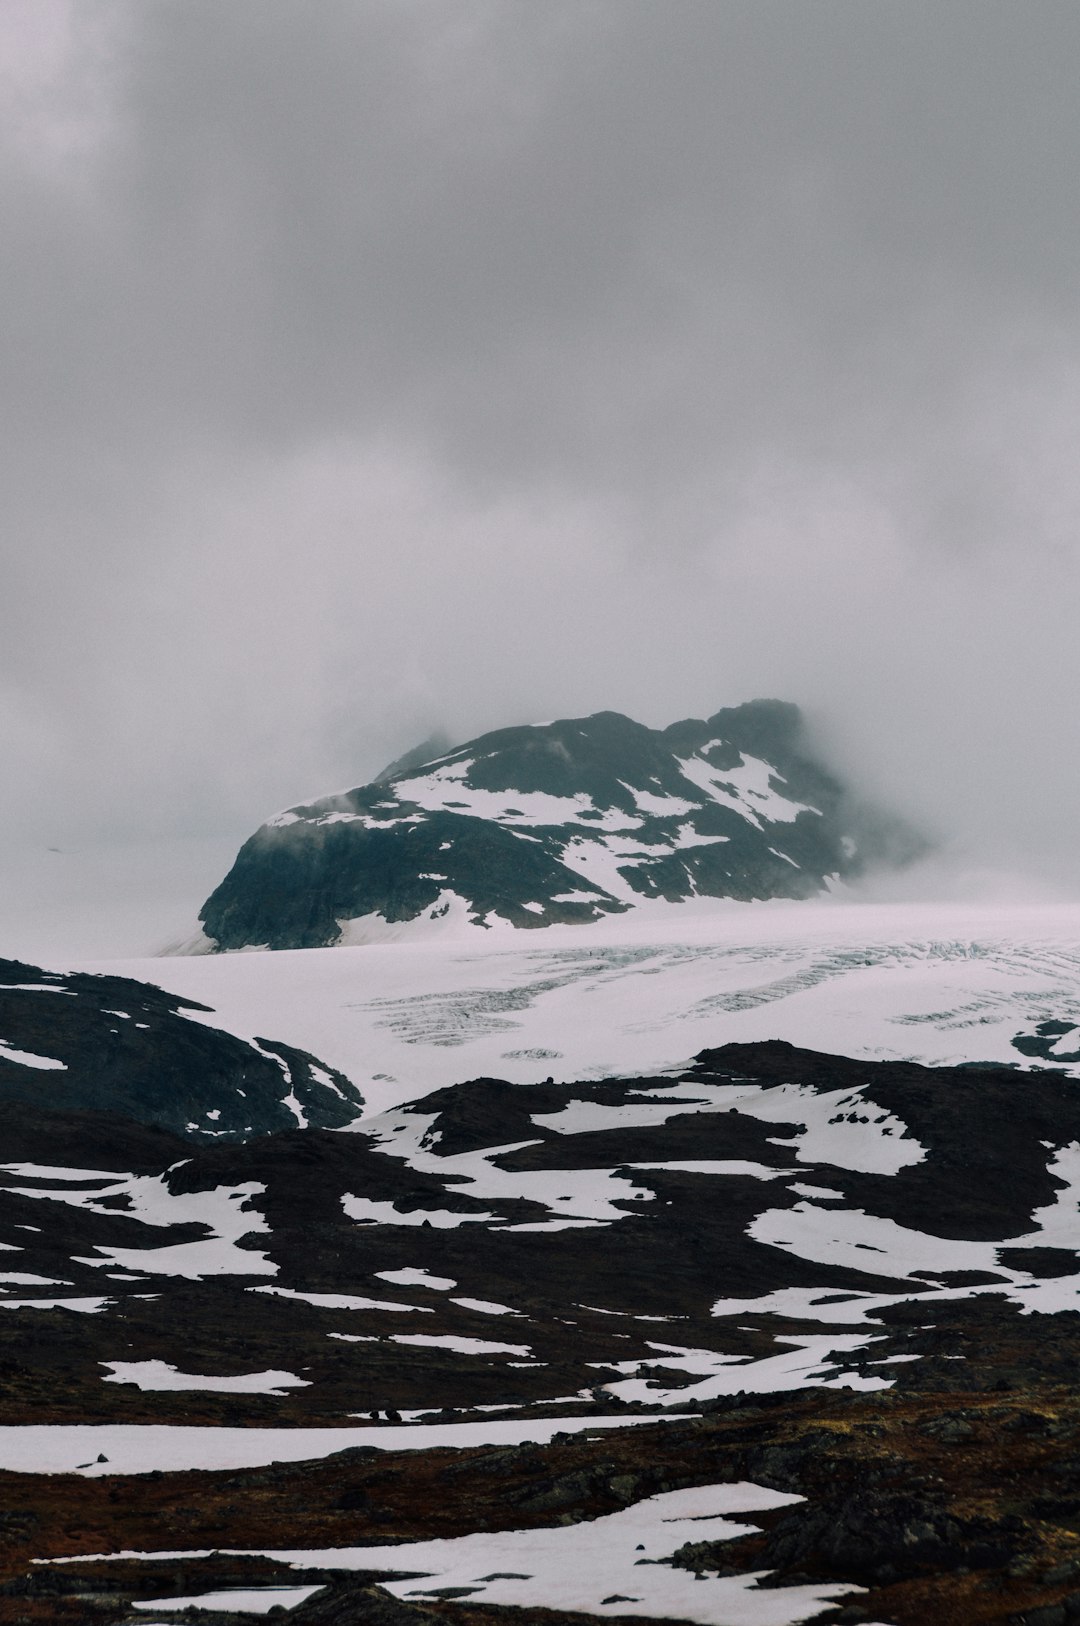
(69, 900), (1080, 1113)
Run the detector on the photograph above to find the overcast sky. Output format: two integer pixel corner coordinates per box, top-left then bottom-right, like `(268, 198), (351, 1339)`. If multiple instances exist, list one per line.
(4, 0), (1080, 953)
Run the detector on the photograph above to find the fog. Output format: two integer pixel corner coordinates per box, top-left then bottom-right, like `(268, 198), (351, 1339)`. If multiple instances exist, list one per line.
(3, 1), (1080, 955)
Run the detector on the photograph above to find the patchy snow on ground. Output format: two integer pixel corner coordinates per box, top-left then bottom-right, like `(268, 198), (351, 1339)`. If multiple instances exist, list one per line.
(70, 1483), (858, 1626)
(4, 1169), (278, 1281)
(365, 1114), (660, 1225)
(596, 1333), (890, 1407)
(336, 1480), (856, 1626)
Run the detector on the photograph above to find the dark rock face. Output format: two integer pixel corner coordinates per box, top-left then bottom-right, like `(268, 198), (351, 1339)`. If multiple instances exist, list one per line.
(199, 700), (923, 950)
(0, 957), (363, 1140)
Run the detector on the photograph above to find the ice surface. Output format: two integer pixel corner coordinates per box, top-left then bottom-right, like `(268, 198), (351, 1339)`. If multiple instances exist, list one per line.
(87, 901), (1080, 1115)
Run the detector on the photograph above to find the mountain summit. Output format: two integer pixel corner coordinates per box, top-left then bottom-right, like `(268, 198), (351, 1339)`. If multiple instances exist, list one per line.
(197, 700), (918, 951)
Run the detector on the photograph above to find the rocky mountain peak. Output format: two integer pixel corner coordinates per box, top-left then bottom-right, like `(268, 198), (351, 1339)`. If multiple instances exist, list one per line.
(196, 700), (922, 952)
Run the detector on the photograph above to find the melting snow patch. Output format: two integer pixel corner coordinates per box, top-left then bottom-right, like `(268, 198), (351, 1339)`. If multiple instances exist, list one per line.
(102, 1361), (310, 1395)
(133, 1483), (858, 1626)
(532, 1093), (723, 1135)
(12, 1414), (672, 1475)
(748, 1203), (1006, 1283)
(0, 1296), (111, 1314)
(134, 1586), (323, 1615)
(251, 1286), (433, 1314)
(450, 1296), (521, 1316)
(597, 1335), (889, 1406)
(390, 760), (638, 832)
(376, 1268), (456, 1290)
(711, 1287), (891, 1326)
(390, 1333), (532, 1357)
(623, 783), (695, 817)
(5, 984), (74, 994)
(628, 1160), (794, 1180)
(675, 750), (815, 828)
(0, 1041), (66, 1070)
(343, 1196), (501, 1228)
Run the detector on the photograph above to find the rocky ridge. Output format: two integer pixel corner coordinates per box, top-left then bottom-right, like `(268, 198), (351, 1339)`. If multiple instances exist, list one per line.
(0, 957), (363, 1141)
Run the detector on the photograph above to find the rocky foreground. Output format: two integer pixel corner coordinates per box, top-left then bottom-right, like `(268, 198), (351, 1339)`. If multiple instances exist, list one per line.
(8, 1320), (1080, 1625)
(3, 1037), (1080, 1622)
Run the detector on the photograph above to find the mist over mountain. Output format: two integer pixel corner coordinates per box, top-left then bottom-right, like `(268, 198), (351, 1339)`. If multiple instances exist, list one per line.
(5, 3), (1080, 945)
(197, 700), (923, 953)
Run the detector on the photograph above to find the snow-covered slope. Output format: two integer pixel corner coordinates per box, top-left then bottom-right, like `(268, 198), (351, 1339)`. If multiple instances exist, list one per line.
(80, 901), (1080, 1115)
(19, 899), (1080, 1138)
(197, 701), (917, 951)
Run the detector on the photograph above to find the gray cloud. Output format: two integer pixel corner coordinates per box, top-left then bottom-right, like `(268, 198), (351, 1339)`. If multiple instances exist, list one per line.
(3, 0), (1080, 949)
